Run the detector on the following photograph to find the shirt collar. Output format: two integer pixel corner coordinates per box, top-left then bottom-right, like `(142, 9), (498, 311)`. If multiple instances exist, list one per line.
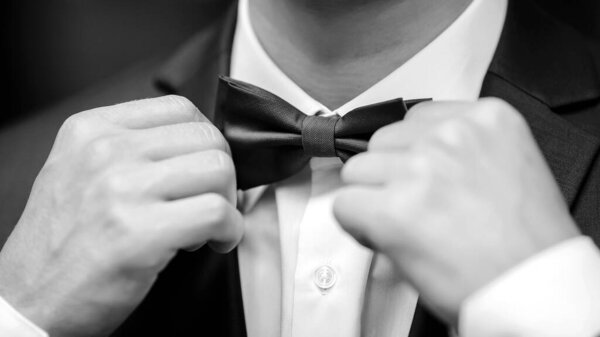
(230, 0), (508, 117)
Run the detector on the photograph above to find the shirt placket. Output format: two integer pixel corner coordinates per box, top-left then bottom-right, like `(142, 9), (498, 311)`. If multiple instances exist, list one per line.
(289, 158), (373, 337)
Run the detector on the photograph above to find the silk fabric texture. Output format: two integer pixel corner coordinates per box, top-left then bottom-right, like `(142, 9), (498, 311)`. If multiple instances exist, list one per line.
(216, 76), (429, 190)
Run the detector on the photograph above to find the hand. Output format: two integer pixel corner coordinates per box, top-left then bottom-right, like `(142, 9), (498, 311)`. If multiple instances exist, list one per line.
(333, 98), (580, 324)
(0, 96), (243, 336)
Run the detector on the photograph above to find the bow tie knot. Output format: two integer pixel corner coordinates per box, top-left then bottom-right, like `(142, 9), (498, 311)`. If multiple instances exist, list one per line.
(301, 115), (339, 158)
(215, 76), (429, 189)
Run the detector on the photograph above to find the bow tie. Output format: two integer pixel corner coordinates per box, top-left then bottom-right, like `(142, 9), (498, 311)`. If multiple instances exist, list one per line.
(215, 76), (428, 190)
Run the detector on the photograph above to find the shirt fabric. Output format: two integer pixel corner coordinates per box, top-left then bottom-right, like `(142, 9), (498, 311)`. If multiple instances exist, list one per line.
(230, 0), (600, 336)
(0, 296), (48, 337)
(460, 236), (600, 337)
(232, 0), (505, 336)
(2, 1), (600, 337)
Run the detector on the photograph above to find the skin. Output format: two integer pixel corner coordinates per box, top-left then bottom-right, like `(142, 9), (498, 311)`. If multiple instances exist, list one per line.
(253, 0), (581, 322)
(0, 0), (582, 334)
(333, 99), (580, 323)
(250, 0), (472, 109)
(0, 96), (242, 336)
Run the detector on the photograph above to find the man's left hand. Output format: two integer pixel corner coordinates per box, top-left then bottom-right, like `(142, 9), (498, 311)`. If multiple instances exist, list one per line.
(333, 98), (581, 324)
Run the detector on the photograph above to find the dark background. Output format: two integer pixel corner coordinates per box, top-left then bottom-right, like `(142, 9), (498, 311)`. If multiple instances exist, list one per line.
(4, 0), (600, 126)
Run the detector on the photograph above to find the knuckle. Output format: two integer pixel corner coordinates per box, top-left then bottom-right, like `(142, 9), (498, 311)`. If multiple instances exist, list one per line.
(89, 137), (115, 155)
(62, 113), (81, 130)
(38, 156), (61, 178)
(85, 137), (118, 167)
(503, 109), (529, 133)
(369, 129), (385, 148)
(408, 152), (434, 174)
(404, 153), (440, 190)
(433, 119), (472, 148)
(366, 199), (402, 246)
(368, 123), (398, 150)
(404, 101), (430, 120)
(340, 153), (373, 183)
(104, 204), (137, 236)
(475, 98), (515, 123)
(381, 191), (417, 234)
(60, 113), (94, 140)
(473, 98), (530, 136)
(478, 97), (511, 112)
(111, 134), (136, 153)
(332, 191), (355, 225)
(340, 156), (358, 182)
(333, 195), (372, 241)
(100, 171), (134, 197)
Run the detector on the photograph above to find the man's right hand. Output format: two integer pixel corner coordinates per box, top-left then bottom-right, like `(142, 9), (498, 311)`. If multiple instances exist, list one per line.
(0, 96), (243, 336)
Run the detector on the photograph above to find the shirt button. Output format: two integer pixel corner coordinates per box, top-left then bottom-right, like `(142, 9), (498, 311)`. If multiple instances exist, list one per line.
(314, 265), (337, 291)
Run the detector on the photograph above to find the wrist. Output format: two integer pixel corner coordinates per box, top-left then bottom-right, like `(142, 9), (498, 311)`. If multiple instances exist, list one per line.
(446, 216), (581, 323)
(0, 286), (48, 333)
(479, 215), (580, 293)
(0, 294), (49, 337)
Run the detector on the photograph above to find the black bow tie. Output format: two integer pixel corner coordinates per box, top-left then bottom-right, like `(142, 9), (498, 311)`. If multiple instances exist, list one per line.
(215, 76), (428, 190)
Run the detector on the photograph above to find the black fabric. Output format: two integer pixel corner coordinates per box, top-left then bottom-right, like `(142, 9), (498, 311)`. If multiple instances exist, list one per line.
(216, 76), (428, 189)
(0, 0), (599, 336)
(301, 115), (340, 157)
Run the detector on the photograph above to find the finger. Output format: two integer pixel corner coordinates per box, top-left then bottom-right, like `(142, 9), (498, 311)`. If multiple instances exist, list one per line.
(334, 183), (418, 254)
(145, 150), (236, 204)
(368, 120), (424, 151)
(404, 100), (471, 122)
(342, 151), (417, 185)
(333, 185), (387, 250)
(153, 193), (244, 253)
(131, 122), (230, 160)
(369, 101), (472, 151)
(87, 95), (208, 129)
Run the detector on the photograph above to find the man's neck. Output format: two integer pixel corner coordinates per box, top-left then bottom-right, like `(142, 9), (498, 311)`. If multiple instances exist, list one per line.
(249, 0), (472, 109)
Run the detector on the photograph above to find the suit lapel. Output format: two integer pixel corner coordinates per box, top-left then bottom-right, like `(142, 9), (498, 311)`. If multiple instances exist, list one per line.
(154, 0), (237, 122)
(481, 73), (600, 207)
(481, 0), (600, 207)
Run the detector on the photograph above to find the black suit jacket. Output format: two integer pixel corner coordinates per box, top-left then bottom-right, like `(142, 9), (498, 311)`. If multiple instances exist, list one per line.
(1, 1), (599, 336)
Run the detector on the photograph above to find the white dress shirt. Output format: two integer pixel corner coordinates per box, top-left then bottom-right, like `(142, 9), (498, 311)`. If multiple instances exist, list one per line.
(2, 0), (600, 336)
(232, 0), (500, 336)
